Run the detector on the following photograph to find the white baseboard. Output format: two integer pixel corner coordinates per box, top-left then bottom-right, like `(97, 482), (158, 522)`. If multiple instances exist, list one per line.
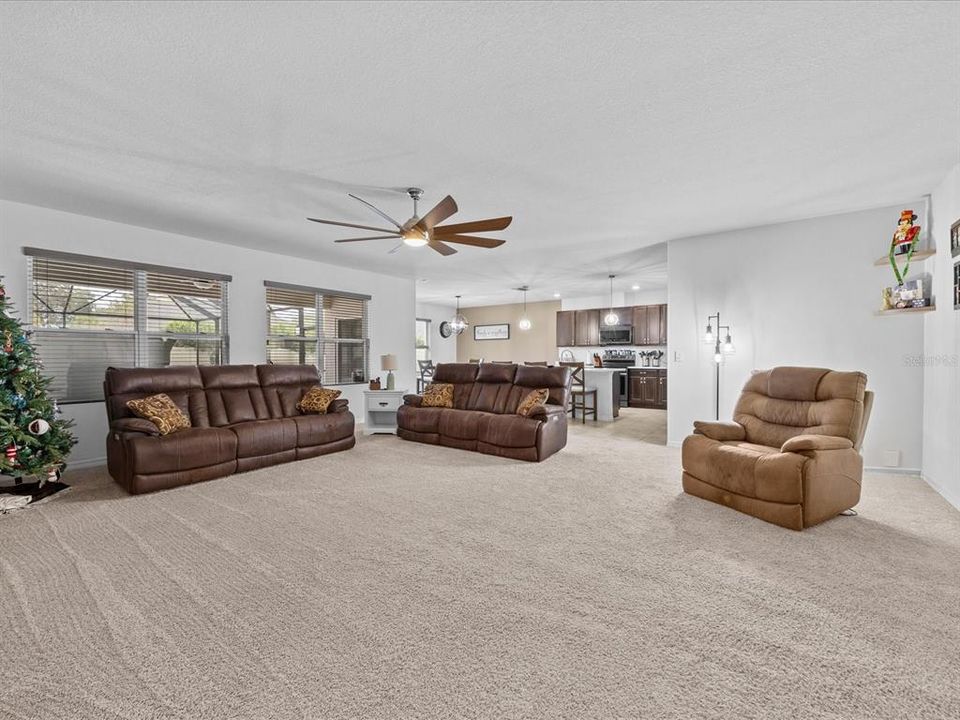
(922, 473), (960, 511)
(67, 456), (107, 470)
(863, 466), (921, 475)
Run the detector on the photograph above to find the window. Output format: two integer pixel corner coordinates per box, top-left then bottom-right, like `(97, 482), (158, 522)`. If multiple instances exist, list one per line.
(265, 281), (370, 384)
(26, 248), (230, 403)
(416, 318), (431, 362)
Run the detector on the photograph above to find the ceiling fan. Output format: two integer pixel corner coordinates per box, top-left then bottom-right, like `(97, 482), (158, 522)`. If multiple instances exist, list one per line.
(307, 188), (511, 256)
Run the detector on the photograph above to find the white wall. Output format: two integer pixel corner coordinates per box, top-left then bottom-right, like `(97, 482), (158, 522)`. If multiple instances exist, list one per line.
(922, 164), (960, 508)
(0, 200), (416, 466)
(415, 302), (457, 365)
(560, 288), (667, 311)
(667, 204), (925, 471)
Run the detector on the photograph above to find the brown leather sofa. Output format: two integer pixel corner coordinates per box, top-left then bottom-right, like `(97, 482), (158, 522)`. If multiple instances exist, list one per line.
(397, 362), (572, 461)
(104, 364), (355, 494)
(682, 366), (873, 530)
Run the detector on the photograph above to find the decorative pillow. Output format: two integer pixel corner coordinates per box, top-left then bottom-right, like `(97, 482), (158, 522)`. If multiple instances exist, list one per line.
(421, 382), (454, 408)
(126, 393), (191, 436)
(298, 386), (342, 413)
(517, 388), (549, 417)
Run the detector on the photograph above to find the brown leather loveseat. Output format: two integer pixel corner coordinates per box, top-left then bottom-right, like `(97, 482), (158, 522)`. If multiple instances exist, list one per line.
(105, 364), (355, 494)
(397, 362), (572, 461)
(682, 366), (873, 530)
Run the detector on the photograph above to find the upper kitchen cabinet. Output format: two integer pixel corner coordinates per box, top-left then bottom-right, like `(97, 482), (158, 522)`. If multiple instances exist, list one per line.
(574, 309), (600, 346)
(556, 310), (576, 346)
(632, 304), (667, 345)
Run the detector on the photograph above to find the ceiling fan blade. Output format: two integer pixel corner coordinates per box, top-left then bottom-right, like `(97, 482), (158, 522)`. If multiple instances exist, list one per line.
(348, 193), (403, 230)
(333, 235), (401, 243)
(428, 239), (458, 256)
(433, 216), (512, 235)
(414, 195), (458, 232)
(307, 217), (397, 234)
(431, 234), (506, 249)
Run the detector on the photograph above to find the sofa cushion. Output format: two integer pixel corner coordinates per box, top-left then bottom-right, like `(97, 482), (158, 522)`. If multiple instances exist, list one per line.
(439, 409), (486, 440)
(126, 427), (238, 474)
(257, 364), (322, 418)
(431, 364), (478, 410)
(682, 434), (807, 504)
(422, 382), (454, 408)
(229, 418), (298, 458)
(201, 365), (272, 426)
(297, 386), (341, 413)
(126, 393), (191, 435)
(478, 413), (541, 448)
(514, 365), (572, 408)
(105, 366), (209, 427)
(397, 405), (443, 434)
(476, 362), (517, 384)
(292, 412), (355, 447)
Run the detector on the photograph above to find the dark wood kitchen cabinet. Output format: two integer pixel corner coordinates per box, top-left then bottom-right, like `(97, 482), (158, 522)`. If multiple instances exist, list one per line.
(632, 304), (667, 345)
(574, 309), (600, 347)
(556, 310), (576, 347)
(628, 368), (667, 409)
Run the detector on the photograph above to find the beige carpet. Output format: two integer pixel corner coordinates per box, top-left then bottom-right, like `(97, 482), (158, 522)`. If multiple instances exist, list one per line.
(1, 419), (958, 720)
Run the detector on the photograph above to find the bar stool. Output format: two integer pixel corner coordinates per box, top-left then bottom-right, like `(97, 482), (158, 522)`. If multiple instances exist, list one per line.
(560, 361), (597, 423)
(416, 360), (435, 393)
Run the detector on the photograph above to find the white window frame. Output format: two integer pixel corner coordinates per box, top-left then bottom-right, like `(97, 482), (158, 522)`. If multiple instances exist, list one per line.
(24, 247), (230, 403)
(264, 281), (371, 385)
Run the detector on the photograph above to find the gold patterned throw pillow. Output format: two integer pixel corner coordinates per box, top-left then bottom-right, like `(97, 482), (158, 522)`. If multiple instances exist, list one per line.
(421, 382), (454, 408)
(516, 388), (549, 417)
(126, 393), (191, 435)
(298, 386), (342, 413)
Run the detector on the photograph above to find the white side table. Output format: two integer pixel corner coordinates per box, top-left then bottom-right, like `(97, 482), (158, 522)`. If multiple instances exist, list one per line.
(363, 389), (407, 435)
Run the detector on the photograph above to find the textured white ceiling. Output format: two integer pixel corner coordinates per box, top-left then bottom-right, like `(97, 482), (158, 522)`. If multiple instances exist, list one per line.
(1, 1), (958, 306)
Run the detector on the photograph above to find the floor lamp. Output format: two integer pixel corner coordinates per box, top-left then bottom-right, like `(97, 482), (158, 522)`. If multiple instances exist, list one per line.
(704, 312), (735, 420)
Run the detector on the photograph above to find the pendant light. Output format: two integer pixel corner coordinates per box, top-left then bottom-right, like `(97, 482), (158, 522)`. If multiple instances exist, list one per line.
(603, 274), (619, 326)
(450, 295), (468, 334)
(517, 286), (532, 331)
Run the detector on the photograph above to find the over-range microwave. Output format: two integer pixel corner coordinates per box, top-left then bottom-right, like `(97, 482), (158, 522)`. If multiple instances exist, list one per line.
(599, 325), (633, 345)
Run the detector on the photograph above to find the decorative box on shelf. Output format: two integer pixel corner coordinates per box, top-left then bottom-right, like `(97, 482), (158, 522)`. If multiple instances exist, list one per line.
(362, 389), (407, 435)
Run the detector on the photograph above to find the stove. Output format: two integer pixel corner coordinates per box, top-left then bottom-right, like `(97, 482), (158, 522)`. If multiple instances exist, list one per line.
(600, 350), (634, 406)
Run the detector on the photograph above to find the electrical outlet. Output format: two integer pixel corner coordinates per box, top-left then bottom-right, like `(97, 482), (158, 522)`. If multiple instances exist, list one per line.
(882, 450), (901, 468)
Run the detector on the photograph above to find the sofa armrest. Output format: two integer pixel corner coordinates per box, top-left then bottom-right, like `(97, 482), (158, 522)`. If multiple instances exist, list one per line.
(526, 404), (567, 420)
(781, 435), (853, 453)
(403, 394), (423, 407)
(693, 420), (745, 442)
(110, 417), (161, 437)
(327, 398), (350, 414)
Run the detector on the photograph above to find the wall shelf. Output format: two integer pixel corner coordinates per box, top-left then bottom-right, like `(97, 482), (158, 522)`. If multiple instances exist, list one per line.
(875, 306), (936, 316)
(873, 249), (935, 266)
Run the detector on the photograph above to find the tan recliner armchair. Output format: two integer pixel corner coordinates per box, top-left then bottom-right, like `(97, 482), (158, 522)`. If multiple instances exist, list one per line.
(682, 367), (873, 530)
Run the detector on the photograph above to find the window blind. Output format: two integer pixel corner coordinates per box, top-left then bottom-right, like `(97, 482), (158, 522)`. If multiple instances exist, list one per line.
(265, 282), (369, 384)
(27, 252), (229, 403)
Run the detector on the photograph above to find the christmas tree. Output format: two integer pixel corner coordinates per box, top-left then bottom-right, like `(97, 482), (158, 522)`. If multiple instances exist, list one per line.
(0, 276), (75, 484)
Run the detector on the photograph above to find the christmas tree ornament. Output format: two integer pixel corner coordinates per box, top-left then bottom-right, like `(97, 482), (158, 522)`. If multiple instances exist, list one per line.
(3, 330), (12, 352)
(29, 419), (51, 435)
(5, 443), (17, 463)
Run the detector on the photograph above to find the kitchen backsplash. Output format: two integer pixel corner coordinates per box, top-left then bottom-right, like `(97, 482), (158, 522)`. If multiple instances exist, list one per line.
(556, 345), (667, 366)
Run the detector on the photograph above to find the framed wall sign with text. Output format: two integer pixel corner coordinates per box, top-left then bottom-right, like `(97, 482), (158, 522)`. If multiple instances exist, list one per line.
(474, 323), (510, 341)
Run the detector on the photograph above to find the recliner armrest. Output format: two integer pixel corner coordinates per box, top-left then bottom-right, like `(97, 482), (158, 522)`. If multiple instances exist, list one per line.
(525, 404), (566, 420)
(781, 435), (853, 453)
(110, 418), (161, 436)
(693, 420), (745, 442)
(403, 394), (423, 407)
(328, 398), (350, 414)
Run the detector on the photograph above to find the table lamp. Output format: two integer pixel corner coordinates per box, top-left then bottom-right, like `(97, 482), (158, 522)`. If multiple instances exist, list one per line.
(380, 354), (397, 390)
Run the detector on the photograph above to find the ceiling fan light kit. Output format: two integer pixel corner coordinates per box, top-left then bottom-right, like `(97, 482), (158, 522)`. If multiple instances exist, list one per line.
(308, 187), (512, 256)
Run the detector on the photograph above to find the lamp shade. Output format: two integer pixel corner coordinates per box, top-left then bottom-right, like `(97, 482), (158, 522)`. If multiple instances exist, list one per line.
(380, 354), (397, 371)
